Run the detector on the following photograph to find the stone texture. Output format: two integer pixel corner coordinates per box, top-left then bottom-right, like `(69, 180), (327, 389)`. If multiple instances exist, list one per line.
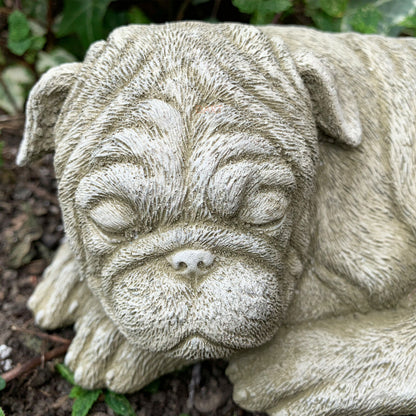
(17, 22), (416, 415)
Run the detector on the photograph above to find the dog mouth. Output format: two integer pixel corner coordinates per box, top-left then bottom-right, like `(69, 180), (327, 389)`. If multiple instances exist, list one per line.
(165, 332), (237, 359)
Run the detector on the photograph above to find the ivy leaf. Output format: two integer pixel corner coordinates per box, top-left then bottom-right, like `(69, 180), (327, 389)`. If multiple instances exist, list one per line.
(349, 5), (382, 33)
(104, 391), (135, 416)
(127, 6), (151, 24)
(342, 0), (416, 35)
(399, 14), (416, 28)
(319, 0), (348, 17)
(56, 0), (115, 49)
(0, 376), (6, 391)
(7, 10), (32, 55)
(311, 9), (342, 31)
(55, 363), (75, 385)
(70, 386), (101, 416)
(232, 0), (292, 24)
(7, 10), (46, 57)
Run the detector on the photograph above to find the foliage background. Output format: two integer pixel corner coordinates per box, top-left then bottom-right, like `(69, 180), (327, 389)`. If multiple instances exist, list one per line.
(0, 0), (415, 115)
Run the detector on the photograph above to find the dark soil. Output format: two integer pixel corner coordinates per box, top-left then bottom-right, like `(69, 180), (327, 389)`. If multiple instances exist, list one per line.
(0, 116), (265, 416)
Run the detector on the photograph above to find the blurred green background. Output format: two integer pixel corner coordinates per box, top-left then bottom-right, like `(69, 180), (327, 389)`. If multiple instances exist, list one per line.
(0, 0), (415, 115)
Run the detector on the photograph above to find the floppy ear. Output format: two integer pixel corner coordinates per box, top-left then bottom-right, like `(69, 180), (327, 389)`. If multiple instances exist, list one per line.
(293, 50), (362, 147)
(16, 62), (82, 166)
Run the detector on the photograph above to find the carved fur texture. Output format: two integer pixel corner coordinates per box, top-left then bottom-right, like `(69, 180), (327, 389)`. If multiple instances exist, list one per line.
(18, 22), (416, 415)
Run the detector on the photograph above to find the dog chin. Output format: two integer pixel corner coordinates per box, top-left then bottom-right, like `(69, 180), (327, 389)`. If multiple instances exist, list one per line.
(165, 334), (237, 360)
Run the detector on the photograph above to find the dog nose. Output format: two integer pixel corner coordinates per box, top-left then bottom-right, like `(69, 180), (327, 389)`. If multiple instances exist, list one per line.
(167, 249), (215, 277)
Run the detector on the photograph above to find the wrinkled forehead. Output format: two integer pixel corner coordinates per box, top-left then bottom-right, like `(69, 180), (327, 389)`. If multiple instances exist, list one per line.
(54, 22), (315, 178)
(76, 98), (293, 179)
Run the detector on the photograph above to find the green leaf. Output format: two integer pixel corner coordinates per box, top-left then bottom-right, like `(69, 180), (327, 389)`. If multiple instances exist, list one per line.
(0, 407), (5, 416)
(56, 0), (115, 49)
(7, 10), (32, 55)
(342, 0), (416, 36)
(399, 14), (416, 28)
(55, 363), (75, 385)
(104, 391), (135, 416)
(69, 385), (87, 398)
(30, 36), (46, 51)
(127, 6), (151, 24)
(319, 0), (348, 17)
(348, 5), (383, 33)
(232, 0), (292, 17)
(0, 376), (6, 390)
(55, 35), (86, 60)
(70, 387), (101, 416)
(103, 9), (129, 34)
(311, 10), (342, 31)
(7, 10), (46, 56)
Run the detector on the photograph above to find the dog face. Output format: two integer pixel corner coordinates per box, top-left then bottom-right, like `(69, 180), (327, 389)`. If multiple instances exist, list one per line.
(18, 22), (361, 360)
(72, 99), (305, 359)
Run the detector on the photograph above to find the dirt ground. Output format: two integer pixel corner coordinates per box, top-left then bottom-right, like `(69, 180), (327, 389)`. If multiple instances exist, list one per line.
(0, 115), (266, 416)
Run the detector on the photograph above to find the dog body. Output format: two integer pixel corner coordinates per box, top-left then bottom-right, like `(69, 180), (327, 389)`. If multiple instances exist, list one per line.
(18, 23), (416, 415)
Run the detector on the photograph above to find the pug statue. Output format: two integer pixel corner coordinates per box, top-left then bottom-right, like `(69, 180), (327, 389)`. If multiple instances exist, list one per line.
(17, 22), (416, 416)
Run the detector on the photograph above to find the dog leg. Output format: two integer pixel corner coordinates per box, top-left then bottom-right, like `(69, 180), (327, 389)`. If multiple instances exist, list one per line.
(227, 304), (416, 416)
(29, 241), (191, 391)
(27, 241), (89, 328)
(64, 300), (190, 392)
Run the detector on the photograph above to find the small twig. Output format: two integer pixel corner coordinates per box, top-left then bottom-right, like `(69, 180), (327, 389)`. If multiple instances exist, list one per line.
(11, 326), (71, 346)
(211, 0), (222, 20)
(272, 12), (282, 24)
(1, 344), (69, 383)
(0, 114), (24, 123)
(176, 0), (192, 21)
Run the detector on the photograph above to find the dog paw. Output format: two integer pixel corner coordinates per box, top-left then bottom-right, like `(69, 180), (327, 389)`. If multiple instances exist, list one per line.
(65, 300), (190, 392)
(28, 241), (88, 329)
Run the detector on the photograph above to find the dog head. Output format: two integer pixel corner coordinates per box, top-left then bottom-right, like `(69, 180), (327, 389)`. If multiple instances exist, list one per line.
(18, 22), (361, 360)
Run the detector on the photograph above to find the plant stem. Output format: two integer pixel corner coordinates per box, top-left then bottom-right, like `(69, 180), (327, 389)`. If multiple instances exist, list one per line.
(176, 0), (192, 21)
(1, 344), (69, 383)
(11, 326), (72, 345)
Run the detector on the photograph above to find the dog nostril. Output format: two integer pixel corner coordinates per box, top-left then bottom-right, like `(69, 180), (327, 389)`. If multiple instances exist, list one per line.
(177, 261), (187, 271)
(197, 260), (207, 269)
(167, 249), (215, 275)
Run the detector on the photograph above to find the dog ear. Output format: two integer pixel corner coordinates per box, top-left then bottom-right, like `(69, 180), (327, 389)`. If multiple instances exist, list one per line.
(293, 50), (362, 147)
(16, 62), (82, 166)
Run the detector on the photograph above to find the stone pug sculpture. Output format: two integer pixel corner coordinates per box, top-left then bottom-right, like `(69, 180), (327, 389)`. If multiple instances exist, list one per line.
(17, 22), (416, 416)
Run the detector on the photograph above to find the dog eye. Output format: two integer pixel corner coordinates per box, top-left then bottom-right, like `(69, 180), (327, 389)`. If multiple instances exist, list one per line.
(239, 190), (289, 226)
(89, 200), (136, 236)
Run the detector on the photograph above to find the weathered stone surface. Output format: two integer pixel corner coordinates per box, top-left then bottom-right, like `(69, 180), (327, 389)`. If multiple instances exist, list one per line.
(18, 22), (416, 415)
